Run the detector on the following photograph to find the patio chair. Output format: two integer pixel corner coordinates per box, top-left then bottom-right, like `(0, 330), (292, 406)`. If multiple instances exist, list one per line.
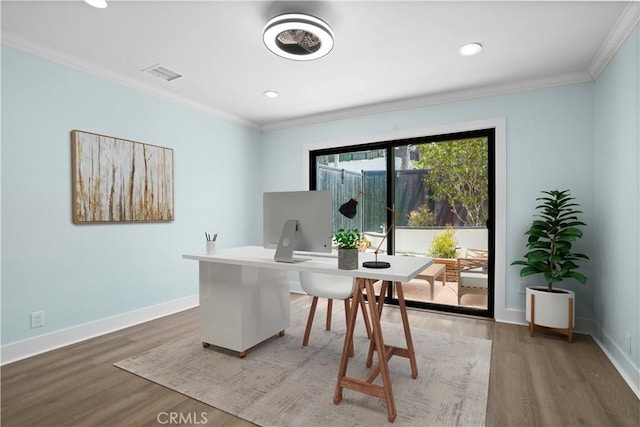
(457, 249), (489, 305)
(465, 247), (488, 259)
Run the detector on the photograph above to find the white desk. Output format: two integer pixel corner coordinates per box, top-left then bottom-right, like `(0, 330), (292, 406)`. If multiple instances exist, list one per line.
(183, 245), (432, 422)
(183, 246), (430, 282)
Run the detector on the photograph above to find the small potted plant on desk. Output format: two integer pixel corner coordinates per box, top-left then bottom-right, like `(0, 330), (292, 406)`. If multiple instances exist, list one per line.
(334, 228), (360, 270)
(511, 189), (589, 343)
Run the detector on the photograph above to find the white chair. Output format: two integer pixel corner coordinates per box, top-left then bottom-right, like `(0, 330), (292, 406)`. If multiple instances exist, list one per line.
(299, 272), (371, 352)
(457, 256), (489, 305)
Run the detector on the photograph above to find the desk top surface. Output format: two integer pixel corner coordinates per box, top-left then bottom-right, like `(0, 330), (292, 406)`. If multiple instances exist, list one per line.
(183, 246), (433, 282)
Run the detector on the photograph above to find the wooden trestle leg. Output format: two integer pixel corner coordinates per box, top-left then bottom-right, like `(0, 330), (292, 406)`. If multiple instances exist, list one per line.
(333, 278), (418, 423)
(333, 278), (363, 405)
(366, 280), (388, 368)
(396, 282), (418, 378)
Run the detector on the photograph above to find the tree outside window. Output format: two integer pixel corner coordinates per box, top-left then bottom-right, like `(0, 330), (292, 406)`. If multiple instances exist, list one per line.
(412, 137), (488, 227)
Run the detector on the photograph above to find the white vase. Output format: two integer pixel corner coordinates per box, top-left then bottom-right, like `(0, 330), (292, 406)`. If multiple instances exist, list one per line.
(525, 287), (575, 342)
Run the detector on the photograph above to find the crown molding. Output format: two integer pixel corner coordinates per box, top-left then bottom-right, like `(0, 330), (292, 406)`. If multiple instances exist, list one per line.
(4, 0), (637, 135)
(1, 32), (262, 131)
(261, 70), (594, 132)
(588, 1), (640, 79)
(265, 1), (640, 134)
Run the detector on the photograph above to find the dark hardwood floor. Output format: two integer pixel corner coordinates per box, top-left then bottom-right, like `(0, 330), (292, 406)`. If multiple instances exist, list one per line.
(2, 293), (638, 426)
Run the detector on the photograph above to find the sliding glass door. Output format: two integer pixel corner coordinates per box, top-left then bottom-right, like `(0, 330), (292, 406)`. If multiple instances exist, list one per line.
(310, 129), (494, 318)
(314, 148), (388, 242)
(392, 135), (492, 316)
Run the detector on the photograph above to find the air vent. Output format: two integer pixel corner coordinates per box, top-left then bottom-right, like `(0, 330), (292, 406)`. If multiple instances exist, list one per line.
(142, 64), (182, 82)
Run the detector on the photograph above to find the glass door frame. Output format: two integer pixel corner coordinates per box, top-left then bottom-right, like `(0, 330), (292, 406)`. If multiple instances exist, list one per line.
(310, 129), (495, 319)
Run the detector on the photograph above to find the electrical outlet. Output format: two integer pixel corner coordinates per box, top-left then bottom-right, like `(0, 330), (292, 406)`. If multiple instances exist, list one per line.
(625, 333), (632, 356)
(30, 311), (45, 329)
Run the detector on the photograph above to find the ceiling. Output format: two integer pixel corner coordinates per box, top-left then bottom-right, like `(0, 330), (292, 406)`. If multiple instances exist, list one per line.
(1, 1), (636, 131)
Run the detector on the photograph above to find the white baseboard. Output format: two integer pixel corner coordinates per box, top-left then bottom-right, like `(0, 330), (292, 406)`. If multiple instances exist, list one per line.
(496, 306), (593, 334)
(4, 292), (638, 401)
(592, 324), (640, 399)
(493, 307), (640, 398)
(1, 294), (199, 366)
(494, 307), (525, 325)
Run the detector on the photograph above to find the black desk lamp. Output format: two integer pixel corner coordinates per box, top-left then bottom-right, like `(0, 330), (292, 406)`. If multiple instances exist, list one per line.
(338, 191), (399, 269)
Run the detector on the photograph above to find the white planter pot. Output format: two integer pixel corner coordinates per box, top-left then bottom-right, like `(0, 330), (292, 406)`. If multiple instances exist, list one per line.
(525, 287), (575, 342)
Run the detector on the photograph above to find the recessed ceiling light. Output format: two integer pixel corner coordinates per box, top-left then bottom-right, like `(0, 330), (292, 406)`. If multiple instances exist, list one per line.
(263, 13), (334, 61)
(85, 0), (107, 9)
(458, 43), (483, 56)
(263, 90), (279, 98)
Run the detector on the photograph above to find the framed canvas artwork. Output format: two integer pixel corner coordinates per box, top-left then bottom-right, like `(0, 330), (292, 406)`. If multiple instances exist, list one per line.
(71, 130), (174, 223)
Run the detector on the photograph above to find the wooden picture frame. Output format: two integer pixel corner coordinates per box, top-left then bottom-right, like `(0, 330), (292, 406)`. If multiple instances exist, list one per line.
(71, 130), (174, 223)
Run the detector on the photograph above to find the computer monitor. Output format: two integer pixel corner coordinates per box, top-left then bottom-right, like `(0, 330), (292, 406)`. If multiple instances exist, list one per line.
(263, 190), (333, 262)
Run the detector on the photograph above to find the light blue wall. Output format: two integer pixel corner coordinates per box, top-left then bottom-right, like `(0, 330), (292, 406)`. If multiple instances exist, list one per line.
(2, 25), (638, 385)
(260, 83), (596, 318)
(259, 28), (640, 384)
(1, 46), (261, 345)
(593, 27), (639, 370)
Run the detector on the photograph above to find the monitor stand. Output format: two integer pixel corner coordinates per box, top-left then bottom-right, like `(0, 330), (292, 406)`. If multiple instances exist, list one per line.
(274, 220), (299, 263)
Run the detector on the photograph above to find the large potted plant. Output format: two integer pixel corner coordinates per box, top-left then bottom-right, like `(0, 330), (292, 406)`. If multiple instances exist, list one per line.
(511, 189), (589, 342)
(334, 228), (360, 270)
(427, 226), (460, 282)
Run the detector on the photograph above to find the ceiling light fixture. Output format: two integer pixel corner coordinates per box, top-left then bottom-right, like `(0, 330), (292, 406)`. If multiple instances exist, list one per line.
(263, 90), (279, 98)
(458, 43), (483, 56)
(84, 0), (108, 9)
(263, 13), (334, 61)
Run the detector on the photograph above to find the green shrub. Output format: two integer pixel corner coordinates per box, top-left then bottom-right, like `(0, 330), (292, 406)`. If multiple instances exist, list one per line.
(428, 226), (458, 258)
(407, 204), (436, 227)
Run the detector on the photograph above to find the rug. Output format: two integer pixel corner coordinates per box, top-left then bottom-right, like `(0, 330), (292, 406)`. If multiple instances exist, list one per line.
(115, 305), (491, 427)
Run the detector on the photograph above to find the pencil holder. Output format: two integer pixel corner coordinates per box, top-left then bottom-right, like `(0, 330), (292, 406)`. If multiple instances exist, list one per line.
(206, 241), (216, 255)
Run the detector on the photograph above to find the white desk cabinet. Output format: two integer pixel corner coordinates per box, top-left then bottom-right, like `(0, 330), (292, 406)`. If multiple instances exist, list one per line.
(184, 246), (431, 356)
(198, 261), (290, 355)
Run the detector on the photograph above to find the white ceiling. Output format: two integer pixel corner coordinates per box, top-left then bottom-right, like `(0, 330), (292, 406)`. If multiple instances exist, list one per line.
(2, 1), (637, 130)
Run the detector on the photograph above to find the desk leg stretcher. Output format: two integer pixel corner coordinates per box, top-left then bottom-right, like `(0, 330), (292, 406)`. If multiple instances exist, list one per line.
(333, 278), (418, 423)
(365, 281), (418, 378)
